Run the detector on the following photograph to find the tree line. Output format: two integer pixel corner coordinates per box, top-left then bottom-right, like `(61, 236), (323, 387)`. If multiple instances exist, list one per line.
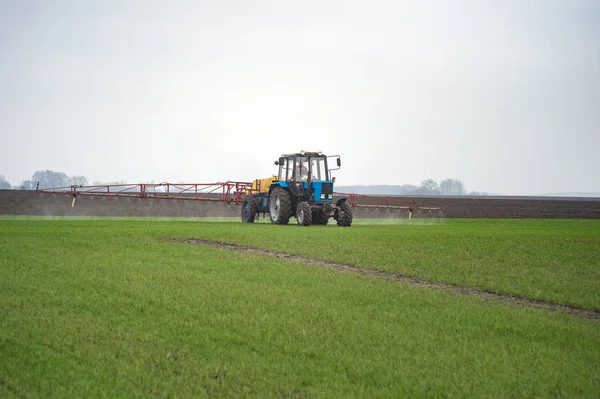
(0, 171), (88, 190)
(419, 178), (463, 195)
(417, 178), (487, 196)
(1, 171), (486, 196)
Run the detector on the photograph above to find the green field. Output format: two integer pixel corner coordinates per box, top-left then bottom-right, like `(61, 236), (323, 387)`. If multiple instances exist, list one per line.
(1, 219), (599, 397)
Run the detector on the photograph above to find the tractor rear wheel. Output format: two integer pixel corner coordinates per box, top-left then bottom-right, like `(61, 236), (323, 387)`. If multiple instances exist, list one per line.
(312, 207), (329, 225)
(269, 187), (291, 225)
(241, 195), (257, 223)
(296, 201), (312, 226)
(336, 200), (353, 227)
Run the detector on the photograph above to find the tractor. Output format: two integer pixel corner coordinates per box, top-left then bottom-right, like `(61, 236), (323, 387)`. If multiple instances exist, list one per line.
(241, 151), (353, 227)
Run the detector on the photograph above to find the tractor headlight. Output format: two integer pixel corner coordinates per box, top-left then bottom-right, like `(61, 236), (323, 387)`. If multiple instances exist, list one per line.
(321, 194), (325, 199)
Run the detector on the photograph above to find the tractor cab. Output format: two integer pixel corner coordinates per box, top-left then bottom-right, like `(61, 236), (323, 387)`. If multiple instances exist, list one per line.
(274, 152), (340, 204)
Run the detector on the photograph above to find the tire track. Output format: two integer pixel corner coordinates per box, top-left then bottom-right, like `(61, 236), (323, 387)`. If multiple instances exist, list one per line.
(166, 238), (600, 320)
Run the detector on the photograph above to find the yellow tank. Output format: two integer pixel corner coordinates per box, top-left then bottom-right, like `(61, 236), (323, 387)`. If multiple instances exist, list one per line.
(253, 176), (277, 193)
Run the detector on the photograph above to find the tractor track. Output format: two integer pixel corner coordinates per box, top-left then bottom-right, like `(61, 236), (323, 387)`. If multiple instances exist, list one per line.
(166, 238), (600, 320)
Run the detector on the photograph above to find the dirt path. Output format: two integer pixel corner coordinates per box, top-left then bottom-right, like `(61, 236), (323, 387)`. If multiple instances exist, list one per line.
(166, 238), (600, 320)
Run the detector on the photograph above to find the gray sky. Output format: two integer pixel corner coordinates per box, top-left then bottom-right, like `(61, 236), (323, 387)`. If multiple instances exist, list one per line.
(1, 0), (599, 195)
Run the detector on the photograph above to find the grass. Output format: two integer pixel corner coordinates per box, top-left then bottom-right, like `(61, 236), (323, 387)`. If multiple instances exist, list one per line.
(152, 218), (599, 310)
(1, 219), (599, 397)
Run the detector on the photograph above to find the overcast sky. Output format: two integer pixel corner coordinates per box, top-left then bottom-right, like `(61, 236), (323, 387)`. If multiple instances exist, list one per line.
(1, 0), (598, 195)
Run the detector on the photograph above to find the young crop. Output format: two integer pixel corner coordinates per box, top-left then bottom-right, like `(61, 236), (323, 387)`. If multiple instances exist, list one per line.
(1, 219), (599, 397)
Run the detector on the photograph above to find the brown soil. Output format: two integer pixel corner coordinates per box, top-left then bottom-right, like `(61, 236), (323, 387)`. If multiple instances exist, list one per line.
(166, 238), (600, 321)
(1, 190), (599, 218)
(342, 195), (600, 219)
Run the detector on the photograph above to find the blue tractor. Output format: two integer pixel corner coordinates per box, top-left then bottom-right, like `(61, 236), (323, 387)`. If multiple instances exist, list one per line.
(241, 151), (353, 227)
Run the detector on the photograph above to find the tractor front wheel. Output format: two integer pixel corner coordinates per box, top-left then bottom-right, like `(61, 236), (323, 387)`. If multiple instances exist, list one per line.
(312, 207), (329, 225)
(268, 187), (292, 225)
(241, 195), (257, 223)
(296, 201), (312, 226)
(336, 200), (353, 227)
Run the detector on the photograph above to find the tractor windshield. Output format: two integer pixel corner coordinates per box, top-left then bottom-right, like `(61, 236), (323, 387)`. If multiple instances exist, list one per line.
(282, 155), (329, 182)
(294, 157), (310, 181)
(309, 157), (328, 181)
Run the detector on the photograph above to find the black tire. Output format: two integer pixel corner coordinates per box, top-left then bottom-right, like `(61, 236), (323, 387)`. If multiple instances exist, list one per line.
(296, 201), (312, 226)
(312, 208), (329, 225)
(268, 187), (292, 225)
(241, 195), (257, 223)
(336, 200), (353, 227)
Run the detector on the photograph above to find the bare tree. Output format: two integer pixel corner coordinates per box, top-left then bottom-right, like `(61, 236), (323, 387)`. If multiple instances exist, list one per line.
(30, 170), (70, 189)
(440, 178), (465, 195)
(21, 170), (89, 190)
(0, 174), (11, 189)
(69, 175), (88, 186)
(417, 178), (440, 195)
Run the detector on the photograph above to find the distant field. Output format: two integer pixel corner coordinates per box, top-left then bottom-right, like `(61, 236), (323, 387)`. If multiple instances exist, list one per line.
(1, 219), (599, 397)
